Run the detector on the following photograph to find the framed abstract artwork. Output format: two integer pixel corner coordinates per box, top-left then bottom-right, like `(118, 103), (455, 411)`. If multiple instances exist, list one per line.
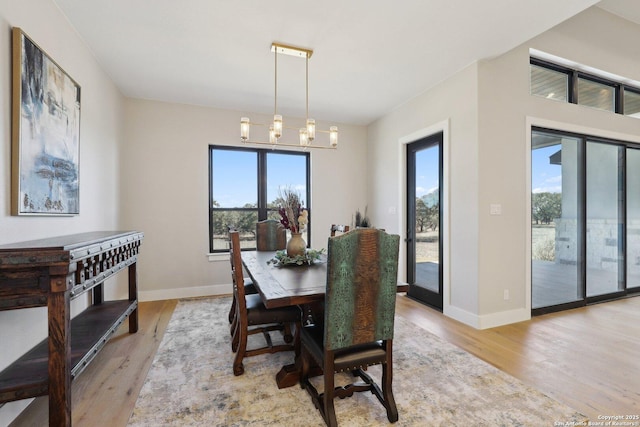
(11, 27), (81, 216)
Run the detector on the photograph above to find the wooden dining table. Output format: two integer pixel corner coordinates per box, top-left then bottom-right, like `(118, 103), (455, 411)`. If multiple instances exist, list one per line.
(241, 250), (409, 388)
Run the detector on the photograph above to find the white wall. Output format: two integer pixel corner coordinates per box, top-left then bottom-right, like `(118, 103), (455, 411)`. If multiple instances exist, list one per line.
(366, 6), (640, 329)
(367, 63), (481, 324)
(121, 98), (368, 301)
(476, 6), (640, 323)
(0, 0), (126, 423)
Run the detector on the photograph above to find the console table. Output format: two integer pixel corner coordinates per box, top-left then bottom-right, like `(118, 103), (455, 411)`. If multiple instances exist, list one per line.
(0, 231), (143, 427)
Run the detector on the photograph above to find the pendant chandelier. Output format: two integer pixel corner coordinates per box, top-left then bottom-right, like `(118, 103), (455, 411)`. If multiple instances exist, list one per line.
(240, 43), (338, 149)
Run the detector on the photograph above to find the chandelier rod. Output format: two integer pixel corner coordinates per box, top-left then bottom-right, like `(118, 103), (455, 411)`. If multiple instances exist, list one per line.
(274, 46), (278, 116)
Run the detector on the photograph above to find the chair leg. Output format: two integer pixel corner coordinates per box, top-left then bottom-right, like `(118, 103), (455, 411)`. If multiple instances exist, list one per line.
(233, 323), (247, 376)
(382, 362), (398, 422)
(230, 313), (238, 338)
(382, 341), (398, 423)
(231, 320), (240, 353)
(228, 294), (237, 324)
(322, 359), (338, 427)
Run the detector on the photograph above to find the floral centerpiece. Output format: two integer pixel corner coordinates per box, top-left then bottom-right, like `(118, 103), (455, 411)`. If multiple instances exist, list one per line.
(277, 187), (308, 258)
(267, 247), (325, 266)
(277, 187), (308, 233)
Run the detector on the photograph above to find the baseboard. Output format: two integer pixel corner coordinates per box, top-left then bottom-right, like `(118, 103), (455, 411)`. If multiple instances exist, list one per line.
(139, 284), (232, 302)
(478, 307), (530, 329)
(444, 304), (481, 328)
(444, 305), (530, 329)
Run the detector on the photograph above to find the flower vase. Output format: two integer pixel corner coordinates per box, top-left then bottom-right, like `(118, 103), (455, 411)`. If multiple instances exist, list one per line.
(286, 232), (306, 258)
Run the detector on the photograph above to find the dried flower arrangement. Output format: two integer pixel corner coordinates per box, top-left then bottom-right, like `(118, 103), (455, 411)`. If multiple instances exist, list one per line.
(354, 207), (370, 228)
(277, 187), (308, 233)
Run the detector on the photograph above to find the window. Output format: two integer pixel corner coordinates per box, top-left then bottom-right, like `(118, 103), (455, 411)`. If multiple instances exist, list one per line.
(530, 57), (640, 117)
(624, 88), (640, 118)
(530, 62), (569, 102)
(577, 76), (616, 112)
(209, 146), (310, 252)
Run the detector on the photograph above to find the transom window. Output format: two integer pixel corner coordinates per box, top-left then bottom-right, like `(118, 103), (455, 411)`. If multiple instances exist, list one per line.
(208, 146), (310, 252)
(530, 57), (640, 117)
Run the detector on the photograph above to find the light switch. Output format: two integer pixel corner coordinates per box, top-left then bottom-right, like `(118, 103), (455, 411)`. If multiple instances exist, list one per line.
(490, 204), (502, 215)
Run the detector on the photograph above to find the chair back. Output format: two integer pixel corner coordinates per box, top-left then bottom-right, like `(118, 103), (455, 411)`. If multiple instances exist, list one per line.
(256, 219), (286, 251)
(323, 228), (400, 351)
(229, 230), (247, 307)
(330, 224), (350, 237)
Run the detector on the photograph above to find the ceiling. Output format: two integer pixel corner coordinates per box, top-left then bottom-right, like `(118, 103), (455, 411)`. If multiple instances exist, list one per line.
(51, 0), (639, 126)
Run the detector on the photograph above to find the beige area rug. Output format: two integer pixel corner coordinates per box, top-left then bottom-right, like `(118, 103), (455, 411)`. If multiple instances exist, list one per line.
(128, 297), (587, 426)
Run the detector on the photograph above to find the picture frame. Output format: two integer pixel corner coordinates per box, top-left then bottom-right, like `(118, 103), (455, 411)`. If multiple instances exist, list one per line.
(11, 27), (81, 216)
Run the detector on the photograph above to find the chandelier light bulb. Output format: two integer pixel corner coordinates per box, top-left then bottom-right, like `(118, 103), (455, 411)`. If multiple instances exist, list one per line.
(329, 126), (338, 147)
(269, 125), (277, 144)
(306, 118), (316, 141)
(273, 114), (283, 139)
(299, 128), (309, 146)
(240, 117), (250, 141)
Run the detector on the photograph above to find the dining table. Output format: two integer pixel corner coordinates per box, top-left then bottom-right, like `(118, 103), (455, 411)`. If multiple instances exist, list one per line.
(241, 250), (409, 388)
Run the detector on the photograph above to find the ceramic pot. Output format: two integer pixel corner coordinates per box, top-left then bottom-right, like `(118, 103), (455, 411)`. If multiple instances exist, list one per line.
(286, 232), (306, 257)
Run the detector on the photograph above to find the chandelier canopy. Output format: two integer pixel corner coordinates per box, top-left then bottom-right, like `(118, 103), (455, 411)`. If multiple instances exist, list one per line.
(240, 43), (338, 149)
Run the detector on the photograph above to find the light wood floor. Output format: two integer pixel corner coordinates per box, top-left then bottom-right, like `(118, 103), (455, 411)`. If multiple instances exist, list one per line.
(10, 295), (640, 426)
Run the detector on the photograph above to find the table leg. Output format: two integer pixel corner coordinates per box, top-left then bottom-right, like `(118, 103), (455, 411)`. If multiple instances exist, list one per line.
(48, 289), (72, 426)
(275, 302), (323, 389)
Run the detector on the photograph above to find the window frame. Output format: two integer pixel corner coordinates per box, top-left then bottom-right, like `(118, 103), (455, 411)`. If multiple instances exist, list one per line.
(208, 145), (311, 253)
(530, 57), (640, 115)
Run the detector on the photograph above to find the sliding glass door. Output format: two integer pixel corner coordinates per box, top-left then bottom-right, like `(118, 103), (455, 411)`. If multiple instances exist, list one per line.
(531, 131), (582, 309)
(626, 148), (640, 292)
(531, 128), (638, 314)
(585, 141), (624, 298)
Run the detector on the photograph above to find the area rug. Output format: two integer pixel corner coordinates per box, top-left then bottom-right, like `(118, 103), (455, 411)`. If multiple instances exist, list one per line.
(128, 297), (587, 426)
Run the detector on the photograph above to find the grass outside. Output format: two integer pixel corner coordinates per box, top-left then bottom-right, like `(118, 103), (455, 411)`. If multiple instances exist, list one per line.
(532, 224), (556, 261)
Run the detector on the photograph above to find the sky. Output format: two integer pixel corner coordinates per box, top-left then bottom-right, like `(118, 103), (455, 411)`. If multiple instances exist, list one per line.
(532, 145), (562, 193)
(211, 150), (307, 207)
(415, 145), (440, 198)
(212, 143), (561, 208)
(413, 142), (564, 197)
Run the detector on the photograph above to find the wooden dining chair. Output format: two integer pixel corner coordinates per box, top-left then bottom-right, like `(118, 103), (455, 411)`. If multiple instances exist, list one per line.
(256, 219), (287, 251)
(228, 230), (301, 376)
(299, 228), (400, 427)
(329, 224), (349, 237)
(227, 228), (255, 327)
(230, 219), (288, 339)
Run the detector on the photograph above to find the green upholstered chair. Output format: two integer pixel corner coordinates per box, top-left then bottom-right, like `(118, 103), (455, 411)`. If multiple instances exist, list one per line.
(228, 230), (301, 376)
(299, 228), (400, 426)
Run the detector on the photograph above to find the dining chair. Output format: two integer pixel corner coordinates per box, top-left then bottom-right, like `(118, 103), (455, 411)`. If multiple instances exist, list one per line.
(329, 224), (350, 237)
(228, 230), (301, 376)
(256, 219), (287, 251)
(299, 228), (400, 427)
(227, 228), (255, 327)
